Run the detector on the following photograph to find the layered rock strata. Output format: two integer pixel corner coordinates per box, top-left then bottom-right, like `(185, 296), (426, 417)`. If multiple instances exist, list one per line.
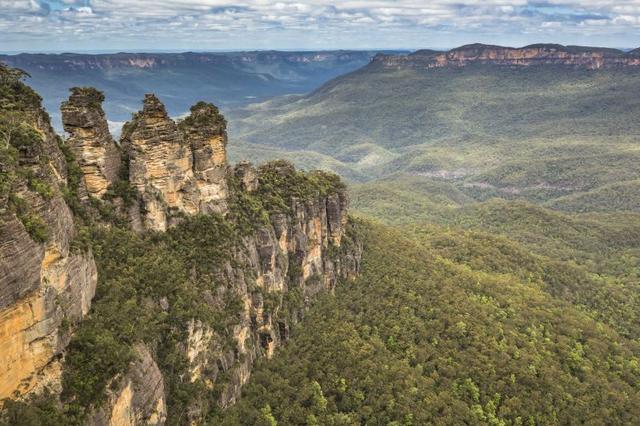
(86, 345), (167, 426)
(178, 101), (229, 215)
(120, 94), (196, 231)
(374, 43), (640, 70)
(89, 161), (361, 424)
(120, 95), (229, 231)
(0, 82), (97, 400)
(61, 87), (120, 199)
(177, 162), (361, 422)
(1, 76), (361, 424)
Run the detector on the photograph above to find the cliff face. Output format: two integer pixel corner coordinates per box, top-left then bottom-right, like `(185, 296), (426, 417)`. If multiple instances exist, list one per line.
(0, 66), (361, 424)
(0, 69), (97, 401)
(86, 345), (167, 426)
(86, 161), (360, 425)
(374, 43), (640, 70)
(215, 164), (357, 407)
(83, 97), (358, 424)
(178, 101), (229, 215)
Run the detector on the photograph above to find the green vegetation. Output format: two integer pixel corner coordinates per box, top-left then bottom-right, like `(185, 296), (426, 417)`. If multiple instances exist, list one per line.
(222, 62), (640, 422)
(1, 391), (69, 426)
(61, 216), (242, 422)
(230, 64), (640, 213)
(9, 194), (49, 243)
(4, 57), (640, 425)
(178, 101), (226, 130)
(350, 183), (640, 339)
(255, 160), (345, 213)
(0, 63), (51, 242)
(405, 223), (640, 340)
(67, 87), (105, 109)
(53, 158), (346, 422)
(549, 180), (640, 212)
(0, 102), (349, 423)
(217, 220), (640, 425)
(349, 175), (471, 224)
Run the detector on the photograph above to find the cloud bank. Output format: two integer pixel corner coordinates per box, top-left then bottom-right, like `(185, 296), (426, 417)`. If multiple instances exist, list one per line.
(1, 1), (639, 51)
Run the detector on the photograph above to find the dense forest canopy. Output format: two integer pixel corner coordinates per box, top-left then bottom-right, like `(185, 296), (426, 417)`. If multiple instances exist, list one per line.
(217, 220), (640, 425)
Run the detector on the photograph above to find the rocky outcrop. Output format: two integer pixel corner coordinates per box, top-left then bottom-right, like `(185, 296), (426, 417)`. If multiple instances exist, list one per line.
(374, 43), (640, 70)
(61, 87), (120, 199)
(178, 101), (229, 215)
(234, 161), (258, 192)
(86, 345), (166, 426)
(120, 94), (196, 231)
(85, 162), (361, 425)
(0, 80), (97, 400)
(179, 162), (361, 422)
(120, 95), (229, 231)
(0, 71), (361, 423)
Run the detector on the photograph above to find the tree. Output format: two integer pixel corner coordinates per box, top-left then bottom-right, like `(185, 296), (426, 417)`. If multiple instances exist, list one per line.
(256, 404), (277, 426)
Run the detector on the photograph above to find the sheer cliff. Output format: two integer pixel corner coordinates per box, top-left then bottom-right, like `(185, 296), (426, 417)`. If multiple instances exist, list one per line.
(0, 64), (361, 424)
(372, 43), (640, 70)
(0, 66), (97, 402)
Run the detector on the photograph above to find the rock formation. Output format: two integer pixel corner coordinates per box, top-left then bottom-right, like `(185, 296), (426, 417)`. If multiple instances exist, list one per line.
(120, 95), (229, 231)
(234, 161), (258, 192)
(86, 345), (166, 426)
(120, 94), (196, 231)
(0, 66), (361, 424)
(61, 87), (120, 199)
(374, 43), (640, 70)
(87, 160), (361, 424)
(0, 75), (97, 401)
(178, 101), (229, 215)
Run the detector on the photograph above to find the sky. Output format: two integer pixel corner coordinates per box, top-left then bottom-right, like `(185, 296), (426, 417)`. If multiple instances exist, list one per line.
(1, 1), (640, 53)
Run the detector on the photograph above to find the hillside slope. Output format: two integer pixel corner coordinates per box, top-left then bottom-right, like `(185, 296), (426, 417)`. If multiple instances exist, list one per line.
(230, 44), (640, 212)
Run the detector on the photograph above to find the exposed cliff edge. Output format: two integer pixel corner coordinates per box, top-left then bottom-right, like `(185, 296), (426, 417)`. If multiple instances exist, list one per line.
(0, 66), (97, 401)
(373, 43), (640, 70)
(0, 65), (361, 424)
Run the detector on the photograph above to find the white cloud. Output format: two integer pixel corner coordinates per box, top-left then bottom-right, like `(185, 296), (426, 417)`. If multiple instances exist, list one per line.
(0, 1), (639, 51)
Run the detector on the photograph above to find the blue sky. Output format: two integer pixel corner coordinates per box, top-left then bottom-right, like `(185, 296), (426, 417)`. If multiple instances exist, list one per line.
(1, 1), (639, 52)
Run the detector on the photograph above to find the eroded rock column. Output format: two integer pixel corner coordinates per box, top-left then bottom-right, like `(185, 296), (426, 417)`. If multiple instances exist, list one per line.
(120, 94), (197, 231)
(179, 101), (229, 215)
(61, 87), (120, 199)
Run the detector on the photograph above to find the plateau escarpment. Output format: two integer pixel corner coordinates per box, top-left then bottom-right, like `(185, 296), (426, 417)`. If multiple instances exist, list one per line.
(230, 42), (640, 216)
(373, 43), (640, 70)
(0, 65), (361, 424)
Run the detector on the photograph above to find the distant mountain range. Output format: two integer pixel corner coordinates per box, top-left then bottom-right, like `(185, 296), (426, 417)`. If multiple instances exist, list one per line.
(373, 43), (640, 70)
(0, 50), (403, 129)
(228, 43), (640, 214)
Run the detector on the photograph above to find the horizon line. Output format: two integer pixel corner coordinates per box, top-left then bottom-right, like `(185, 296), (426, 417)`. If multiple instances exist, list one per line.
(1, 43), (637, 56)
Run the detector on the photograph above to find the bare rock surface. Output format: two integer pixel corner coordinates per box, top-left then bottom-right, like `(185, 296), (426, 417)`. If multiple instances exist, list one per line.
(375, 43), (640, 70)
(61, 87), (120, 199)
(0, 94), (97, 400)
